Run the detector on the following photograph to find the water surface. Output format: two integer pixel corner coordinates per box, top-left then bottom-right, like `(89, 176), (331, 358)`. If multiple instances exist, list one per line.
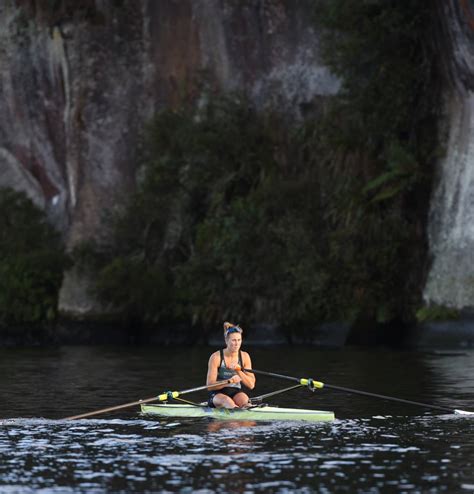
(0, 346), (473, 492)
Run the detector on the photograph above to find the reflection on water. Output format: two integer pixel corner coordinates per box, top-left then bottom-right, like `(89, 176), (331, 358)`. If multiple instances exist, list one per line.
(0, 346), (473, 492)
(206, 420), (258, 433)
(1, 415), (473, 493)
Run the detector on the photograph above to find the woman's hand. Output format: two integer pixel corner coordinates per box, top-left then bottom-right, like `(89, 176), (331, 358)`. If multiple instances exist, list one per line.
(229, 375), (242, 384)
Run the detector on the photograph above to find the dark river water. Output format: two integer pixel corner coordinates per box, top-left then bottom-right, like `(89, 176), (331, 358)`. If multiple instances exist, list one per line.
(0, 345), (473, 493)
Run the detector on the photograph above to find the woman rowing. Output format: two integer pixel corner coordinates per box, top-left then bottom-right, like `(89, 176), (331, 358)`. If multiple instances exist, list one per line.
(206, 322), (256, 409)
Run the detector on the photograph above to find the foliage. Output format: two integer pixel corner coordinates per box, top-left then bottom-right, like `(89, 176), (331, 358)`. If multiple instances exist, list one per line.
(309, 0), (440, 325)
(315, 0), (437, 152)
(0, 188), (69, 327)
(85, 0), (440, 330)
(89, 97), (327, 326)
(416, 305), (459, 323)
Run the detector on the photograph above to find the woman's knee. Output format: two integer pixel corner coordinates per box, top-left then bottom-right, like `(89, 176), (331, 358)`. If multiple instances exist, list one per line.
(233, 392), (249, 407)
(213, 393), (238, 409)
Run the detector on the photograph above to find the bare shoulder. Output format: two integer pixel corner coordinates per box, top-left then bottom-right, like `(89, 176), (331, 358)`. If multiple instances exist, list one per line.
(241, 351), (252, 366)
(208, 351), (220, 365)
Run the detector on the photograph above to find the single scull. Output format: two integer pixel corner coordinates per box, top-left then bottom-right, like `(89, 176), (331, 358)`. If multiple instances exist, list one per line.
(140, 403), (335, 422)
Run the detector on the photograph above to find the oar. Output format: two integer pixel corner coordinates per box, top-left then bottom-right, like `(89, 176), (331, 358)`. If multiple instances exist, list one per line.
(63, 379), (232, 420)
(238, 367), (474, 416)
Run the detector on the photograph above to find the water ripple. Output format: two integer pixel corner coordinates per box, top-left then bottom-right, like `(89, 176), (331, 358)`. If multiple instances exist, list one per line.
(1, 348), (474, 492)
(0, 414), (473, 492)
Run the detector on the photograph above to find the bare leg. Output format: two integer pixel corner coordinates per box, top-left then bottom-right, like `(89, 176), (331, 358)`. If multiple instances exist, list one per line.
(233, 392), (250, 408)
(212, 393), (238, 409)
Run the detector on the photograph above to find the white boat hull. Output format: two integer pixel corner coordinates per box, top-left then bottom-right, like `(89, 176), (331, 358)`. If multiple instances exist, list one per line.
(141, 403), (335, 422)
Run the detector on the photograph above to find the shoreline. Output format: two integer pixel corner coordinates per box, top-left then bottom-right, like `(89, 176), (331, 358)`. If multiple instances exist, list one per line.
(1, 319), (473, 349)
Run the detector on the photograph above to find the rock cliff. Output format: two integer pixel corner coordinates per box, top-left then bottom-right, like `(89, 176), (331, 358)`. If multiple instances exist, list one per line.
(2, 1), (474, 318)
(0, 0), (338, 318)
(424, 0), (474, 309)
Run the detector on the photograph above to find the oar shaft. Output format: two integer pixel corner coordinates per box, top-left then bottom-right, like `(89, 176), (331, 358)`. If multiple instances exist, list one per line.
(64, 379), (231, 420)
(178, 379), (231, 396)
(244, 367), (470, 415)
(241, 367), (322, 388)
(241, 367), (300, 383)
(64, 396), (160, 420)
(324, 383), (455, 413)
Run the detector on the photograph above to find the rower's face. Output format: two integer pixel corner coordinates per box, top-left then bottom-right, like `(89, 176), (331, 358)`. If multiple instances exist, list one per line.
(226, 333), (242, 351)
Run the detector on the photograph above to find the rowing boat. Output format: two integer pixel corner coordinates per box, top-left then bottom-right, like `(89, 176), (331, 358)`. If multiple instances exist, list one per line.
(140, 403), (335, 422)
(141, 404), (335, 422)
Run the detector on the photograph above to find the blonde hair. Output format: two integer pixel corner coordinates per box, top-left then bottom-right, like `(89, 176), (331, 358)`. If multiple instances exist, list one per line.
(223, 321), (243, 337)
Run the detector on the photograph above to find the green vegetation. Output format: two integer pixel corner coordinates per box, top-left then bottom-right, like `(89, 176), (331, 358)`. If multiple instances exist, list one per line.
(82, 0), (440, 331)
(309, 0), (439, 326)
(0, 188), (69, 327)
(317, 0), (439, 153)
(416, 305), (460, 323)
(88, 98), (325, 327)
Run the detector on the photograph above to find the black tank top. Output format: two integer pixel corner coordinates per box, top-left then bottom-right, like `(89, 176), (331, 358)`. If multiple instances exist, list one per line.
(217, 349), (243, 389)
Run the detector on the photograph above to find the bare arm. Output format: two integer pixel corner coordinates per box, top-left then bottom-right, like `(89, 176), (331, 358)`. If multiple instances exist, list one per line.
(236, 352), (256, 390)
